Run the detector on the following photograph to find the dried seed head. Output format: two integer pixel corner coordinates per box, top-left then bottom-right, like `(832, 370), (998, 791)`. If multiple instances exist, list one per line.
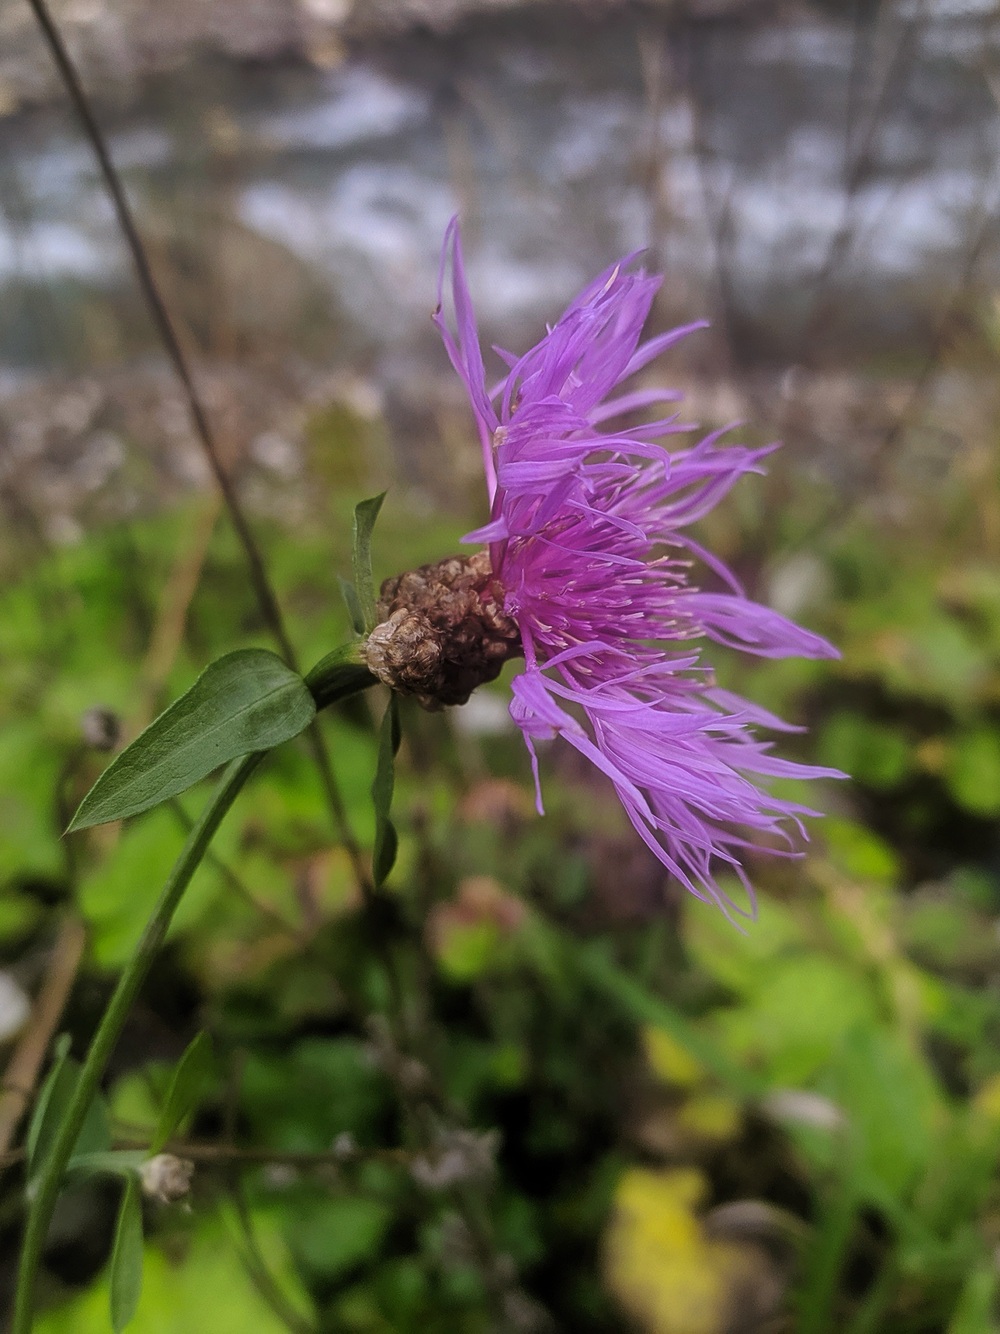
(80, 707), (122, 752)
(139, 1153), (195, 1203)
(410, 1126), (500, 1191)
(363, 550), (521, 709)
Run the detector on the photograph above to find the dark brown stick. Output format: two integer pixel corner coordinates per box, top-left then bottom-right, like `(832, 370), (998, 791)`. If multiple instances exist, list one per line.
(0, 917), (87, 1157)
(25, 0), (368, 888)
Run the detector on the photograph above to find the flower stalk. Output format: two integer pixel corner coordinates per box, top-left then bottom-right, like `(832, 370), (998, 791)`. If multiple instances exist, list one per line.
(12, 753), (261, 1332)
(14, 650), (377, 1331)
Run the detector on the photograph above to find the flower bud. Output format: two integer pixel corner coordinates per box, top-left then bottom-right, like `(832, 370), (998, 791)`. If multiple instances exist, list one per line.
(80, 707), (122, 752)
(139, 1153), (194, 1203)
(363, 551), (521, 709)
(410, 1126), (500, 1191)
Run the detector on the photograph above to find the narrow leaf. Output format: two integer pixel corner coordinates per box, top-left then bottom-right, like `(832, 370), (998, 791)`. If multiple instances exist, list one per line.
(371, 695), (401, 888)
(109, 1176), (144, 1333)
(574, 939), (762, 1099)
(152, 1031), (213, 1153)
(28, 1045), (111, 1184)
(373, 823), (398, 891)
(68, 1149), (149, 1179)
(352, 492), (387, 632)
(69, 649), (316, 831)
(26, 1036), (73, 1175)
(74, 1082), (112, 1160)
(338, 576), (366, 636)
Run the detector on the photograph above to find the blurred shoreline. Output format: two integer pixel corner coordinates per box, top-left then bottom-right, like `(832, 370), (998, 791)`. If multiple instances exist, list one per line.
(1, 0), (818, 116)
(2, 0), (998, 546)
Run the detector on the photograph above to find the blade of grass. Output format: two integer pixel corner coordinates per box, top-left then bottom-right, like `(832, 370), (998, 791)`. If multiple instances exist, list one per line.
(572, 936), (763, 1099)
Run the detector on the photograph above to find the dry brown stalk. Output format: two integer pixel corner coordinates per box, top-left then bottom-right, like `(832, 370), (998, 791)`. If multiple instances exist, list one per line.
(0, 916), (87, 1158)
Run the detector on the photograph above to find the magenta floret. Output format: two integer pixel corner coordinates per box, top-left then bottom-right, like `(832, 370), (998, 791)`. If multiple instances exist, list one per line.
(434, 219), (842, 921)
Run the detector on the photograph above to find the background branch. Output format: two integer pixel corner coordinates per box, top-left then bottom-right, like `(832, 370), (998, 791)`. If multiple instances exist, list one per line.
(24, 0), (368, 891)
(0, 916), (86, 1159)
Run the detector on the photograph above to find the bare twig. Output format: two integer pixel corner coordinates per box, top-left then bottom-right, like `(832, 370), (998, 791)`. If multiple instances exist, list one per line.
(137, 1137), (410, 1169)
(136, 495), (222, 734)
(229, 1188), (319, 1334)
(862, 212), (994, 489)
(0, 916), (86, 1157)
(799, 4), (922, 352)
(0, 1138), (411, 1172)
(793, 205), (995, 551)
(685, 63), (742, 390)
(24, 0), (282, 654)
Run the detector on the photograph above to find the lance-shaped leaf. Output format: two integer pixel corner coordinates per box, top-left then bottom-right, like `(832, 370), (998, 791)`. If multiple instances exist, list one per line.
(338, 576), (366, 636)
(352, 492), (387, 632)
(28, 1038), (112, 1185)
(151, 1031), (213, 1153)
(68, 1150), (150, 1179)
(109, 1176), (144, 1333)
(371, 695), (401, 888)
(26, 1034), (72, 1176)
(69, 650), (316, 831)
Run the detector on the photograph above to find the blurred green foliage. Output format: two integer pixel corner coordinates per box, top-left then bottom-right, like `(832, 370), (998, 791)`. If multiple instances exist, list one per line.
(4, 380), (1000, 1334)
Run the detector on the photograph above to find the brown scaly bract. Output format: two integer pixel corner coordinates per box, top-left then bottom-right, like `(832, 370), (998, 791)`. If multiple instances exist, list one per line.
(363, 550), (522, 709)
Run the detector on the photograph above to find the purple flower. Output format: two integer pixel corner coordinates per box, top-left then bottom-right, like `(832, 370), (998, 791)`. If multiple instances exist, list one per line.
(434, 220), (841, 920)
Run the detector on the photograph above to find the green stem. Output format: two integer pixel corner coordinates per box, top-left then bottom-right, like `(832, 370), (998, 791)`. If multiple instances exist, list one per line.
(304, 642), (375, 711)
(14, 650), (378, 1330)
(797, 1157), (860, 1334)
(12, 752), (261, 1334)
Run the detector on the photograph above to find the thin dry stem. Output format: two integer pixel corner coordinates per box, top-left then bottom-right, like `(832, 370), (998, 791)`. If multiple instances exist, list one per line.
(0, 916), (86, 1158)
(25, 0), (368, 892)
(136, 494), (222, 735)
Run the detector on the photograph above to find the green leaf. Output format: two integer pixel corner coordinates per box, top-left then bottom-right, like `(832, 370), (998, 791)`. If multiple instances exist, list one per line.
(371, 696), (401, 889)
(821, 816), (901, 885)
(818, 711), (911, 791)
(683, 891), (807, 996)
(28, 1041), (112, 1184)
(716, 954), (881, 1086)
(947, 727), (1000, 817)
(38, 1210), (313, 1334)
(949, 1263), (999, 1334)
(338, 576), (366, 636)
(823, 1027), (943, 1203)
(352, 493), (387, 632)
(152, 1031), (213, 1153)
(68, 1150), (149, 1179)
(571, 936), (760, 1098)
(69, 650), (316, 831)
(26, 1035), (72, 1174)
(283, 1194), (392, 1281)
(109, 1176), (144, 1333)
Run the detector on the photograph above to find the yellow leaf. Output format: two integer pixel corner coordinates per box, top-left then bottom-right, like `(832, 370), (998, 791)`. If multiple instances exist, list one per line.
(604, 1168), (748, 1334)
(676, 1094), (743, 1144)
(643, 1028), (705, 1090)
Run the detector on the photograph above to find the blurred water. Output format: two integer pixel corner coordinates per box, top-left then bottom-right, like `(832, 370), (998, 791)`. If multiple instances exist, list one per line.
(0, 6), (998, 374)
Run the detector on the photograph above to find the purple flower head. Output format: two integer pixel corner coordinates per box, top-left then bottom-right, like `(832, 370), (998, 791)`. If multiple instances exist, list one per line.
(434, 220), (841, 922)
